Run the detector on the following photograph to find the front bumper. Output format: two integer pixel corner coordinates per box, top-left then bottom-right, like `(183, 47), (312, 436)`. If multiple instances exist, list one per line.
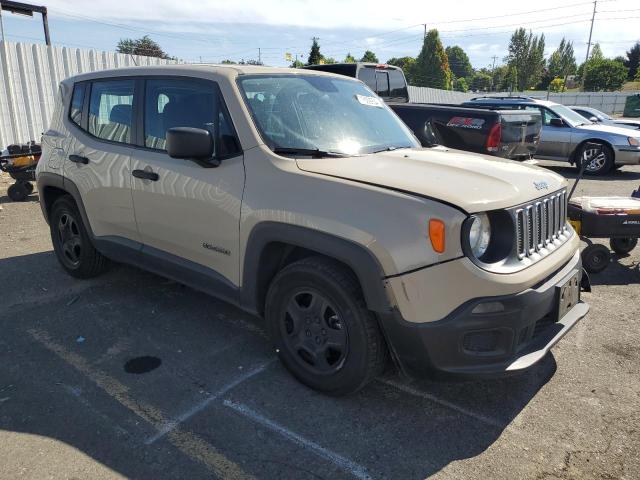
(380, 252), (589, 379)
(614, 146), (640, 165)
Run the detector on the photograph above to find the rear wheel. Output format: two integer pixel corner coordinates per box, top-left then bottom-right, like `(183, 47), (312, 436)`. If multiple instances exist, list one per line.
(23, 182), (34, 194)
(50, 196), (110, 278)
(265, 256), (387, 396)
(576, 143), (613, 176)
(7, 183), (28, 201)
(582, 243), (611, 273)
(610, 237), (638, 255)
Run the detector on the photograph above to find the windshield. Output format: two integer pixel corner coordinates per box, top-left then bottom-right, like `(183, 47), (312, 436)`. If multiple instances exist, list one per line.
(237, 75), (419, 155)
(591, 108), (612, 120)
(551, 104), (595, 127)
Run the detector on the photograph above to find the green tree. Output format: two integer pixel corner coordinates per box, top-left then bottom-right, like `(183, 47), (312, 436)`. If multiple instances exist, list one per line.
(324, 57), (337, 64)
(221, 59), (236, 64)
(589, 43), (604, 62)
(549, 77), (565, 92)
(344, 52), (357, 63)
(546, 38), (576, 91)
(360, 50), (379, 63)
(290, 59), (305, 68)
(470, 72), (492, 91)
(116, 35), (172, 59)
(504, 63), (518, 91)
(492, 65), (507, 91)
(584, 59), (629, 91)
(624, 42), (640, 81)
(635, 69), (640, 82)
(307, 37), (324, 65)
(413, 29), (452, 89)
(505, 28), (546, 90)
(387, 56), (416, 83)
(453, 77), (469, 92)
(445, 46), (473, 79)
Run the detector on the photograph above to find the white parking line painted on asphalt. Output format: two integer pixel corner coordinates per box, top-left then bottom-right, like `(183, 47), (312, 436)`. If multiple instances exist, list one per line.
(145, 361), (274, 445)
(379, 378), (504, 429)
(223, 400), (373, 480)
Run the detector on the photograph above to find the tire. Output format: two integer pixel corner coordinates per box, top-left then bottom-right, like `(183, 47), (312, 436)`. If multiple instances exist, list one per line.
(50, 195), (110, 278)
(610, 237), (638, 255)
(265, 256), (387, 396)
(7, 183), (28, 201)
(582, 243), (611, 273)
(23, 182), (34, 194)
(575, 143), (614, 176)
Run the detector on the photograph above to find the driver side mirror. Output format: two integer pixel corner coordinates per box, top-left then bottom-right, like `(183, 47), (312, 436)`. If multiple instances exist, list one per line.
(549, 118), (565, 127)
(167, 127), (214, 160)
(589, 116), (599, 123)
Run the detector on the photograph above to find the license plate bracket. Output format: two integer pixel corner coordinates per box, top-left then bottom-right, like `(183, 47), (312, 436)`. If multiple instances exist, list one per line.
(557, 270), (580, 321)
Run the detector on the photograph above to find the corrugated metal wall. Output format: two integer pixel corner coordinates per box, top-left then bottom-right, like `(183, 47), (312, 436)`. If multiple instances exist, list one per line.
(408, 86), (640, 115)
(0, 41), (176, 148)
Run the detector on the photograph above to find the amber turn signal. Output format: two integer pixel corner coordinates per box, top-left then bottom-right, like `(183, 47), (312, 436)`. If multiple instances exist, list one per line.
(429, 219), (446, 253)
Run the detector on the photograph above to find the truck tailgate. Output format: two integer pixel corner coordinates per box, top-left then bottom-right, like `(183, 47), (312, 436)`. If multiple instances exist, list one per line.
(498, 110), (541, 159)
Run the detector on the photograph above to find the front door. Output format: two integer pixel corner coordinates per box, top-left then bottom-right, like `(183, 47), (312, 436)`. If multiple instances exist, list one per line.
(130, 77), (244, 286)
(529, 106), (570, 160)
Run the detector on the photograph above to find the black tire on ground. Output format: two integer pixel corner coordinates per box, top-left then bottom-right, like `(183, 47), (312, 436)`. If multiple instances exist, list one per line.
(265, 256), (387, 396)
(582, 243), (611, 273)
(575, 143), (614, 176)
(7, 182), (28, 201)
(610, 237), (638, 255)
(50, 195), (110, 278)
(23, 182), (34, 194)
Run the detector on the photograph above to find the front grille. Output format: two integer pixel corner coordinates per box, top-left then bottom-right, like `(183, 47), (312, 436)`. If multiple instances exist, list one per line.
(514, 190), (568, 260)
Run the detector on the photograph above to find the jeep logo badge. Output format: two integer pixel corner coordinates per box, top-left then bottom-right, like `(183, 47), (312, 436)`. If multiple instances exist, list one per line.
(534, 181), (549, 190)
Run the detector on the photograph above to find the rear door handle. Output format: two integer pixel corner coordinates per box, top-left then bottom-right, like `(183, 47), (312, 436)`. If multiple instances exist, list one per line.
(132, 169), (159, 181)
(68, 154), (89, 164)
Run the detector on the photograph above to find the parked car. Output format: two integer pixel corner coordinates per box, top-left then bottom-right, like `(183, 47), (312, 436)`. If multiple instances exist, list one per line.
(389, 103), (541, 159)
(464, 97), (640, 175)
(568, 105), (640, 130)
(302, 62), (409, 103)
(37, 65), (588, 395)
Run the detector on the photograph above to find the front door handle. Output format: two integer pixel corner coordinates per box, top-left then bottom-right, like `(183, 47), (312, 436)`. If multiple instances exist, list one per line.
(132, 169), (159, 181)
(68, 154), (89, 164)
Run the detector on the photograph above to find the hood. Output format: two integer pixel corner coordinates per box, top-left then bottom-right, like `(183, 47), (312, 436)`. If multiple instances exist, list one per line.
(576, 123), (640, 137)
(296, 147), (567, 214)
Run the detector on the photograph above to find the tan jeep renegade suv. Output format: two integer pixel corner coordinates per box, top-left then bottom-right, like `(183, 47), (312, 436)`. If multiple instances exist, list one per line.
(36, 65), (589, 395)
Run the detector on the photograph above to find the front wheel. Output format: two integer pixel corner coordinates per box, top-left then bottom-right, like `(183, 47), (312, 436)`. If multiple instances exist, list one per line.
(265, 257), (387, 396)
(582, 243), (611, 273)
(575, 143), (614, 176)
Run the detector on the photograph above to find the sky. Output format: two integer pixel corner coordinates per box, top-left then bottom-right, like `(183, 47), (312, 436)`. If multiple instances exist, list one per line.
(1, 0), (639, 70)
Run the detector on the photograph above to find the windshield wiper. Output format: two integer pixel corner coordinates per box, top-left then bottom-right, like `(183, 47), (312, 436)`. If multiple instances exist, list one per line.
(369, 146), (412, 154)
(272, 147), (349, 158)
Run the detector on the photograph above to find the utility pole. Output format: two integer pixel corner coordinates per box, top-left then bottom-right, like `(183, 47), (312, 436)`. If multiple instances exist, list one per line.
(581, 0), (597, 90)
(0, 7), (5, 44)
(423, 24), (427, 39)
(258, 47), (261, 65)
(490, 55), (498, 91)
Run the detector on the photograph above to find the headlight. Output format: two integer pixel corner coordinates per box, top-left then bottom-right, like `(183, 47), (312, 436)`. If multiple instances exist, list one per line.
(629, 137), (640, 147)
(468, 213), (491, 258)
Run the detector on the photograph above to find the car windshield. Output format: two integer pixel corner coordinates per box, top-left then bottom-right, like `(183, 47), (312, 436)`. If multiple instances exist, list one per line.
(591, 108), (612, 120)
(551, 104), (594, 127)
(237, 74), (419, 156)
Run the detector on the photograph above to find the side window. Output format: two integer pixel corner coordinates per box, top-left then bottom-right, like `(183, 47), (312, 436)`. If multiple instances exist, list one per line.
(69, 83), (85, 127)
(375, 71), (390, 97)
(144, 78), (241, 157)
(541, 108), (560, 126)
(88, 79), (135, 143)
(358, 67), (377, 93)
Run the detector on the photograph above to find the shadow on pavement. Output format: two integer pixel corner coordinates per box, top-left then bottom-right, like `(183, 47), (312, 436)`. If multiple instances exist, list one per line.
(0, 251), (557, 480)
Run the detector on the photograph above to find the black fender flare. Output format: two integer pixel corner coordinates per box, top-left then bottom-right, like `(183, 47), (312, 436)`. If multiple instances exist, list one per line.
(37, 172), (95, 238)
(240, 222), (393, 314)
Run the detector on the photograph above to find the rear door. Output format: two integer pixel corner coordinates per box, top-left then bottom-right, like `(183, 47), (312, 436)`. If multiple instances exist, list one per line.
(63, 78), (139, 242)
(130, 76), (245, 286)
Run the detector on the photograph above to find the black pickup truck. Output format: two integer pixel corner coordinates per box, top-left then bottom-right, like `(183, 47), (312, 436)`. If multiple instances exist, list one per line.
(303, 63), (541, 159)
(389, 103), (541, 159)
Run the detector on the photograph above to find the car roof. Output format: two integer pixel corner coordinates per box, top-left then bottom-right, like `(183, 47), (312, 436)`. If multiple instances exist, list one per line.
(467, 96), (557, 107)
(61, 63), (353, 85)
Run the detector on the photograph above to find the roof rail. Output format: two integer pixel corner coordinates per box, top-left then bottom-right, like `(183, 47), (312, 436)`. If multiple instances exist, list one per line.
(469, 95), (535, 101)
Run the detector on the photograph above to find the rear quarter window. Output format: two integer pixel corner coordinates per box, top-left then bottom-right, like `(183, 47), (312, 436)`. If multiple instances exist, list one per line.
(69, 83), (86, 127)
